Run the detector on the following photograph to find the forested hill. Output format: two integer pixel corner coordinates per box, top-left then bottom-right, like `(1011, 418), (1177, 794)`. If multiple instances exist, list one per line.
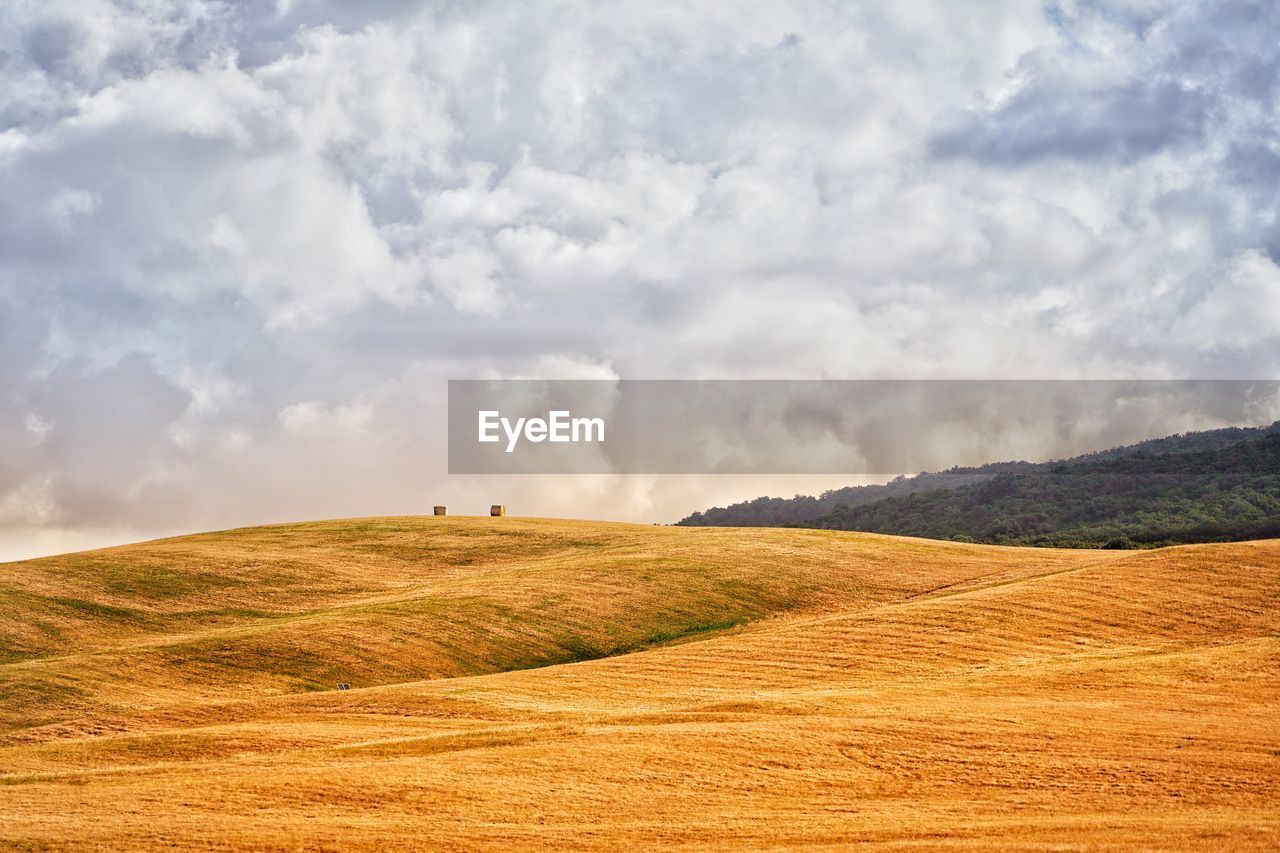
(676, 465), (1033, 527)
(802, 432), (1280, 548)
(676, 421), (1280, 534)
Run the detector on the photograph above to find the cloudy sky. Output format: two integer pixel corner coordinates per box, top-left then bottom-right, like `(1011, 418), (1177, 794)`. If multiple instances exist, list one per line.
(2, 0), (1278, 559)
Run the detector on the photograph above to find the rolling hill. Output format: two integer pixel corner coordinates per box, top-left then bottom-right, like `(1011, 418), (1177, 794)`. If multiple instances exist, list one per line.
(679, 421), (1280, 547)
(806, 431), (1280, 547)
(1, 517), (1277, 849)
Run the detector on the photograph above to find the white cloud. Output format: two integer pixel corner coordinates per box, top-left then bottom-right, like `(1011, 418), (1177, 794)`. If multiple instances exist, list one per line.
(43, 186), (99, 230)
(1, 0), (1278, 551)
(278, 399), (375, 438)
(1178, 249), (1280, 350)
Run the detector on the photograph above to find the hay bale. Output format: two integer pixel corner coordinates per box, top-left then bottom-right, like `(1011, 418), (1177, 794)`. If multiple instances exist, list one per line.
(433, 506), (447, 516)
(490, 504), (506, 517)
(337, 683), (351, 691)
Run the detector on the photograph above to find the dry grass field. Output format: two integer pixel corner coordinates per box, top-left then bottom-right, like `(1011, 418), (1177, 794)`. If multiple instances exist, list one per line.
(1, 516), (1277, 850)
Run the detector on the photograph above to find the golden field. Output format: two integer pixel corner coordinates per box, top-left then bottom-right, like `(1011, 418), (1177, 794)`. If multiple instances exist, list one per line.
(0, 516), (1277, 850)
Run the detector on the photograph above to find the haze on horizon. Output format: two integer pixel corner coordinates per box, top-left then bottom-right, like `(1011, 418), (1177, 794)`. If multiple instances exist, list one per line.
(2, 0), (1279, 560)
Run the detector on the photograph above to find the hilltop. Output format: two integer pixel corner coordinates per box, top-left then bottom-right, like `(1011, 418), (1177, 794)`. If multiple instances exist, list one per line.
(807, 431), (1280, 547)
(1, 517), (1277, 848)
(1, 516), (1086, 731)
(679, 421), (1280, 547)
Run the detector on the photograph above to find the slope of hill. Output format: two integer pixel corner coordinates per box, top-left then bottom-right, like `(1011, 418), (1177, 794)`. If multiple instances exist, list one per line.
(1, 518), (1277, 849)
(807, 432), (1280, 547)
(0, 516), (1086, 732)
(677, 465), (1031, 526)
(677, 421), (1280, 545)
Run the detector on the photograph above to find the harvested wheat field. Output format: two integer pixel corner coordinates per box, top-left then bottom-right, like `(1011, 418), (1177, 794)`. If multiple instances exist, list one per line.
(1, 516), (1277, 850)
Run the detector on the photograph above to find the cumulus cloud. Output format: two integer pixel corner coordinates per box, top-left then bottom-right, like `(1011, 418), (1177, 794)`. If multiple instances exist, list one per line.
(1177, 249), (1280, 349)
(0, 0), (1277, 558)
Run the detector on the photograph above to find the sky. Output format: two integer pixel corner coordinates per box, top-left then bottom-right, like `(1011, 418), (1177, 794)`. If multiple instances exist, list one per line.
(2, 0), (1279, 559)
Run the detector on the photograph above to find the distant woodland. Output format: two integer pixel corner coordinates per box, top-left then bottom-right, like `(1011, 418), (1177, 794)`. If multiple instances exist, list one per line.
(678, 422), (1280, 548)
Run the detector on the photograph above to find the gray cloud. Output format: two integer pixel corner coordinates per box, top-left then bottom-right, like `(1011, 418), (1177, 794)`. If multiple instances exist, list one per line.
(930, 1), (1280, 168)
(930, 80), (1208, 164)
(0, 0), (1277, 557)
